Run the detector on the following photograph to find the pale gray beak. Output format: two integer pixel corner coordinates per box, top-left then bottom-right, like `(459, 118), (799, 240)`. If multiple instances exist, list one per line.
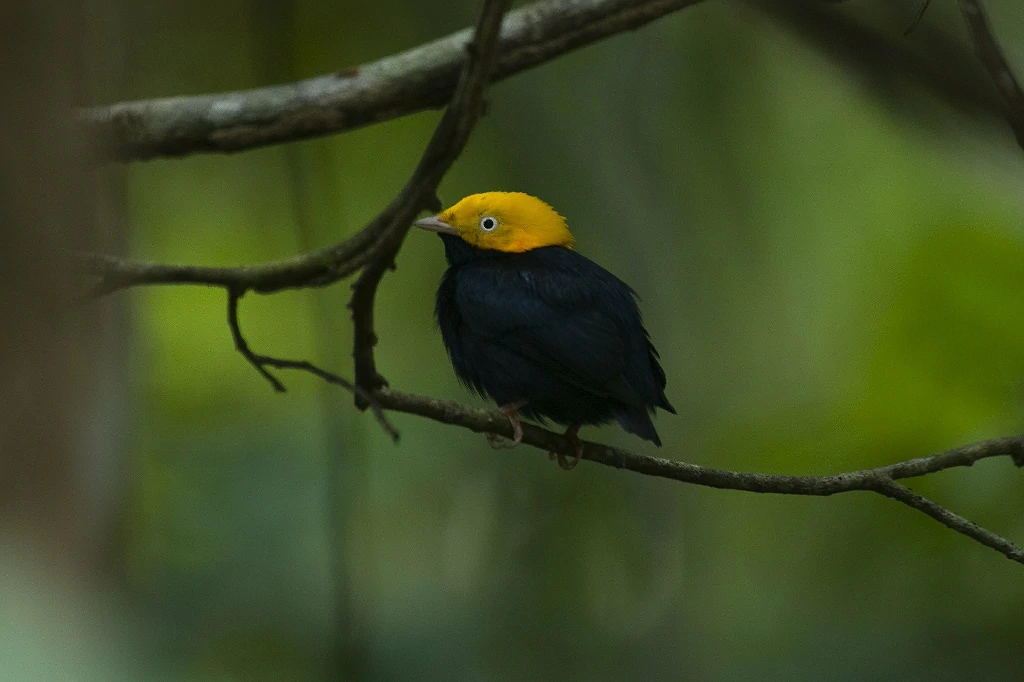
(413, 215), (458, 235)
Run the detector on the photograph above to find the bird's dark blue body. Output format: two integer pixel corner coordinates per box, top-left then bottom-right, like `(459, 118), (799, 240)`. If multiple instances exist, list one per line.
(435, 234), (674, 445)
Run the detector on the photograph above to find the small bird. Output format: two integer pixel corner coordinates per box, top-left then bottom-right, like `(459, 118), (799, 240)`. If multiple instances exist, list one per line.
(415, 192), (674, 468)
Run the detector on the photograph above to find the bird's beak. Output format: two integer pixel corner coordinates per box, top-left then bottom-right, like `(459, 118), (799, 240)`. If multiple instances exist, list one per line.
(413, 215), (458, 235)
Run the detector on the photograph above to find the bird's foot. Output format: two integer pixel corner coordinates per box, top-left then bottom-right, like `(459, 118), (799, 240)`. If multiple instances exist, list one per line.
(487, 401), (526, 449)
(548, 424), (583, 470)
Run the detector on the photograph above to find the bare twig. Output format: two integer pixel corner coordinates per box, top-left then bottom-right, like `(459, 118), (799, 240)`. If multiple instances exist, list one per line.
(227, 287), (286, 391)
(871, 479), (1024, 563)
(83, 0), (705, 162)
(350, 0), (512, 398)
(226, 288), (399, 441)
(904, 0), (933, 36)
(374, 387), (1024, 565)
(755, 0), (1004, 122)
(957, 0), (1024, 148)
(81, 223), (380, 296)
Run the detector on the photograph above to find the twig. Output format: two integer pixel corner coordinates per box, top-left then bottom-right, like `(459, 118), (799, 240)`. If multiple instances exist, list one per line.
(227, 288), (286, 391)
(83, 0), (705, 162)
(80, 224), (380, 296)
(870, 478), (1024, 563)
(904, 0), (933, 36)
(373, 387), (1024, 565)
(350, 0), (511, 398)
(227, 288), (399, 441)
(957, 0), (1024, 148)
(755, 0), (1003, 122)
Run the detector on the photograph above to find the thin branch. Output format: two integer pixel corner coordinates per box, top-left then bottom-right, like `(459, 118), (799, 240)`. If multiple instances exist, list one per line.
(374, 388), (1024, 492)
(957, 0), (1024, 148)
(81, 223), (380, 296)
(227, 288), (400, 441)
(227, 288), (286, 391)
(755, 0), (1004, 122)
(350, 0), (512, 397)
(83, 0), (705, 162)
(871, 479), (1024, 563)
(904, 0), (933, 37)
(373, 387), (1024, 565)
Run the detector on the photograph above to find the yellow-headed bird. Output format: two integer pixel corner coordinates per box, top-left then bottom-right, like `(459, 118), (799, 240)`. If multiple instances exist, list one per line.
(415, 192), (674, 468)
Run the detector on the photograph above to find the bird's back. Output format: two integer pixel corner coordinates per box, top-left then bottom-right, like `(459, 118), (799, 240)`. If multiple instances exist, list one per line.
(435, 238), (673, 443)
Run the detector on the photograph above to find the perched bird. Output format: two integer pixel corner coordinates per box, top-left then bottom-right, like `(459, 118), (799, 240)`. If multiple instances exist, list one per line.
(415, 192), (674, 468)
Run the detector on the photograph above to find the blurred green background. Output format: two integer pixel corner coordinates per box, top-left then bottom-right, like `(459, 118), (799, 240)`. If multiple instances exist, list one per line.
(35, 0), (1024, 679)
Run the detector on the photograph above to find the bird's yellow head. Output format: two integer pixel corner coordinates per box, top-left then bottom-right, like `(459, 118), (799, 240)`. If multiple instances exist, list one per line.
(414, 192), (574, 253)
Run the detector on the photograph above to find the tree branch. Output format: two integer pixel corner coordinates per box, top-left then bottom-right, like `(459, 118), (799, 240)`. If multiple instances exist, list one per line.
(870, 479), (1024, 563)
(82, 227), (380, 296)
(227, 287), (286, 391)
(83, 0), (705, 162)
(350, 0), (511, 398)
(226, 288), (400, 441)
(82, 0), (1020, 301)
(87, 0), (512, 433)
(374, 387), (1024, 565)
(903, 0), (934, 37)
(755, 0), (1005, 123)
(957, 0), (1024, 148)
(82, 0), (698, 298)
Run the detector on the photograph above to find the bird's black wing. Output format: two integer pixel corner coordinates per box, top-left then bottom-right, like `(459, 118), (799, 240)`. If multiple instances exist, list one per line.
(453, 253), (649, 409)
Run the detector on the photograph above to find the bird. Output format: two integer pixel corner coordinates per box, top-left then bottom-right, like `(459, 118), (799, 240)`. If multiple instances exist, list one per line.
(414, 191), (674, 468)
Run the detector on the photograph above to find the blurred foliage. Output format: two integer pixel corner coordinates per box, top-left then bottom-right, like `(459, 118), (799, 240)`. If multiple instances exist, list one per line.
(32, 0), (1024, 679)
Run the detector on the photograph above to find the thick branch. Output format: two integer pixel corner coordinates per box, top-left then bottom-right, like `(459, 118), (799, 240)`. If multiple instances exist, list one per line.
(84, 0), (704, 161)
(84, 0), (1018, 300)
(83, 0), (697, 297)
(957, 0), (1024, 148)
(374, 387), (1024, 564)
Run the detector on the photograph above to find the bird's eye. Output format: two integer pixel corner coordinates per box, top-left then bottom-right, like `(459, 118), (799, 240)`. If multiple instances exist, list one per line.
(479, 216), (498, 232)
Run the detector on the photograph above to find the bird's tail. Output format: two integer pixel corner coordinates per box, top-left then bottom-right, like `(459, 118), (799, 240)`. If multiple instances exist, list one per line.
(612, 407), (662, 447)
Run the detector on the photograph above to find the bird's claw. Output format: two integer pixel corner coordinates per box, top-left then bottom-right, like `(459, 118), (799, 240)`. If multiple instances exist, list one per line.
(507, 417), (523, 444)
(549, 424), (583, 470)
(488, 402), (525, 449)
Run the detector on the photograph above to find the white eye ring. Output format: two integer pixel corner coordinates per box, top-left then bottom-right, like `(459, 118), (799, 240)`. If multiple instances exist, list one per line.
(479, 216), (498, 232)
